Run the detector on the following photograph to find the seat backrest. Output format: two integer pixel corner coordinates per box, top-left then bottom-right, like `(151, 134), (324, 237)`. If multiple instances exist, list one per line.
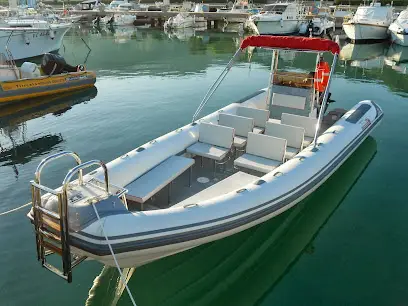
(236, 106), (270, 128)
(265, 122), (305, 149)
(199, 122), (234, 149)
(218, 113), (254, 137)
(272, 93), (306, 110)
(281, 113), (318, 137)
(246, 132), (286, 162)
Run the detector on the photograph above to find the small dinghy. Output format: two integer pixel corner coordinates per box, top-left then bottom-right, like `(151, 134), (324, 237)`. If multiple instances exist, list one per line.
(0, 53), (96, 105)
(26, 36), (383, 282)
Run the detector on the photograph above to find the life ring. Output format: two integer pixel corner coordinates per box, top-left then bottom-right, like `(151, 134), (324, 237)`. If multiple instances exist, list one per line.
(314, 61), (330, 93)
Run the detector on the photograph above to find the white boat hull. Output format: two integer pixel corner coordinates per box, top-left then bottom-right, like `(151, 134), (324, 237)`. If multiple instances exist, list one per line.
(343, 22), (389, 41)
(390, 31), (408, 46)
(47, 93), (382, 268)
(389, 20), (408, 46)
(255, 20), (300, 35)
(0, 24), (71, 60)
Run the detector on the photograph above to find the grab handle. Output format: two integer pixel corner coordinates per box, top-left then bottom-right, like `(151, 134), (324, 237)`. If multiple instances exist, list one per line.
(62, 160), (109, 195)
(35, 151), (83, 186)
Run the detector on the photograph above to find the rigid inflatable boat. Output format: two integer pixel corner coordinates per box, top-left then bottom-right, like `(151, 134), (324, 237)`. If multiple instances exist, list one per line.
(0, 53), (96, 105)
(26, 36), (383, 283)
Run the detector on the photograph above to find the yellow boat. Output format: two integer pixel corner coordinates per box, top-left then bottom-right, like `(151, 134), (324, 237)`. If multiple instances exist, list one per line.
(0, 53), (96, 105)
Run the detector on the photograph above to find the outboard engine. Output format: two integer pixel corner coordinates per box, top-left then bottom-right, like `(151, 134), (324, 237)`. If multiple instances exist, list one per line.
(41, 53), (83, 75)
(307, 19), (314, 37)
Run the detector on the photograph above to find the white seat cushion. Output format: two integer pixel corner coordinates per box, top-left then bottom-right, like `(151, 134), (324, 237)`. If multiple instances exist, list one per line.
(187, 142), (229, 161)
(234, 136), (247, 148)
(234, 153), (281, 173)
(268, 118), (281, 125)
(281, 113), (318, 138)
(285, 146), (299, 160)
(265, 122), (304, 150)
(125, 155), (195, 203)
(272, 93), (306, 110)
(199, 122), (234, 149)
(236, 106), (269, 128)
(303, 136), (313, 147)
(219, 113), (254, 137)
(253, 126), (264, 134)
(246, 132), (286, 162)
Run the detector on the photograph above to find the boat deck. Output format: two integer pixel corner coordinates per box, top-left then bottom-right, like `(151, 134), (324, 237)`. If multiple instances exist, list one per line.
(126, 154), (256, 211)
(125, 108), (347, 212)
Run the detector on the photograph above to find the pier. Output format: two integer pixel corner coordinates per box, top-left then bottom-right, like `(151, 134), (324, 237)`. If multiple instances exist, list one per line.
(68, 9), (250, 26)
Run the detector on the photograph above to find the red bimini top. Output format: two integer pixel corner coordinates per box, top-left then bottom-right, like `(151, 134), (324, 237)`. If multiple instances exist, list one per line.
(240, 36), (340, 55)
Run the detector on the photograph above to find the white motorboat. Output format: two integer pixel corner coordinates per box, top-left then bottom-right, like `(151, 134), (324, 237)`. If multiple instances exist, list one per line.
(250, 2), (307, 35)
(100, 14), (136, 26)
(164, 4), (206, 30)
(26, 36), (383, 282)
(220, 0), (260, 23)
(329, 4), (354, 28)
(389, 9), (408, 46)
(107, 0), (138, 10)
(343, 1), (393, 41)
(299, 17), (335, 36)
(0, 19), (71, 60)
(299, 4), (336, 36)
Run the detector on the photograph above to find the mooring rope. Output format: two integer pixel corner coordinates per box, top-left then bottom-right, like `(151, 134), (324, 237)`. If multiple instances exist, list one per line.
(0, 202), (31, 216)
(91, 202), (137, 306)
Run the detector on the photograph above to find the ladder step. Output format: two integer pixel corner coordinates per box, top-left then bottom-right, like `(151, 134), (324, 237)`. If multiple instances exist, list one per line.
(41, 216), (61, 232)
(43, 263), (68, 281)
(35, 206), (60, 221)
(39, 228), (61, 242)
(42, 240), (63, 256)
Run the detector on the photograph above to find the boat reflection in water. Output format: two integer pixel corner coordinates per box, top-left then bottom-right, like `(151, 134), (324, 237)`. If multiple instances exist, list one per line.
(85, 136), (377, 306)
(164, 26), (208, 41)
(385, 44), (408, 74)
(0, 87), (97, 178)
(340, 42), (388, 71)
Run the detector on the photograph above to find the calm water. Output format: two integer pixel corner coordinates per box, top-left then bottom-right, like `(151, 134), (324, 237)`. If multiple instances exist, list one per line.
(1, 26), (408, 306)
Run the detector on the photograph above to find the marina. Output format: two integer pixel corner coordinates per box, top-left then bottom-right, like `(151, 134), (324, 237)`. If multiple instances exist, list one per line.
(0, 0), (408, 304)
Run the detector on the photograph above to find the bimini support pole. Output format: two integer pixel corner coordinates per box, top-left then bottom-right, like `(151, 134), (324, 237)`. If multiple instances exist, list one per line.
(192, 48), (242, 123)
(312, 53), (338, 148)
(266, 50), (279, 110)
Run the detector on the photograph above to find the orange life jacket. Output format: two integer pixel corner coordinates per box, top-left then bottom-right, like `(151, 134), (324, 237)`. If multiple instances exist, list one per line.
(314, 61), (330, 93)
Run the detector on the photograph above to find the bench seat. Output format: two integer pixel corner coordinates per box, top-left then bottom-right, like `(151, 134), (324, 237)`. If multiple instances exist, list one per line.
(186, 122), (234, 164)
(233, 132), (286, 174)
(125, 155), (195, 205)
(187, 142), (229, 161)
(234, 154), (282, 173)
(281, 113), (317, 148)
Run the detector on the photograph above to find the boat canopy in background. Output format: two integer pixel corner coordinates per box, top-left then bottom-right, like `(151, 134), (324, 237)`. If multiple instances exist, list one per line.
(240, 36), (340, 55)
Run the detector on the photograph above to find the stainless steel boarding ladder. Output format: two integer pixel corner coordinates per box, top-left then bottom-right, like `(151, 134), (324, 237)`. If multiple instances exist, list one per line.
(30, 151), (110, 283)
(5, 32), (18, 78)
